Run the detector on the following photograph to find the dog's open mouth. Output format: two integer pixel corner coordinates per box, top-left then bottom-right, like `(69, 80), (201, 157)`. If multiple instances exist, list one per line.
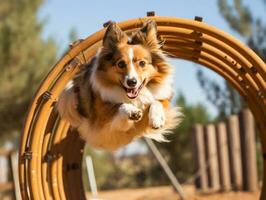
(120, 79), (145, 99)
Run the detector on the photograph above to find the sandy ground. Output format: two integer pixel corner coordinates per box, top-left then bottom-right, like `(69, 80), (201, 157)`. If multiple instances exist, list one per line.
(86, 185), (260, 200)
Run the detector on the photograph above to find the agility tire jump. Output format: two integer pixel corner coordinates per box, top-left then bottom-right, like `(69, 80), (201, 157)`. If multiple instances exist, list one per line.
(19, 15), (266, 200)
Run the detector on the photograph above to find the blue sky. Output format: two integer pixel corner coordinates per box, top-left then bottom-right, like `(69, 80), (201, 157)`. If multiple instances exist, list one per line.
(38, 0), (265, 118)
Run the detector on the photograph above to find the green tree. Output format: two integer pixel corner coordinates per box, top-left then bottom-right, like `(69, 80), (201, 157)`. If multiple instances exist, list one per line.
(196, 69), (244, 119)
(157, 93), (212, 183)
(0, 0), (57, 143)
(197, 0), (266, 119)
(218, 0), (266, 61)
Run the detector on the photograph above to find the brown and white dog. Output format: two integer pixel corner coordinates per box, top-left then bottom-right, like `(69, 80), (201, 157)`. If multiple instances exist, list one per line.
(57, 20), (182, 150)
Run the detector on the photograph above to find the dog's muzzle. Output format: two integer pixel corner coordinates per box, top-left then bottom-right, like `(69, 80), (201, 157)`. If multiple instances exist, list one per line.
(120, 79), (145, 99)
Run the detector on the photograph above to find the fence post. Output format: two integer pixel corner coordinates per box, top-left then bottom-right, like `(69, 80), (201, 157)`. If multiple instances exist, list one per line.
(239, 109), (258, 191)
(192, 124), (208, 191)
(204, 124), (220, 191)
(226, 115), (243, 190)
(215, 122), (231, 191)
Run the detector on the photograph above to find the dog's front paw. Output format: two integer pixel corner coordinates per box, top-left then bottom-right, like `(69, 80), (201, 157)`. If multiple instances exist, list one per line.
(119, 103), (143, 121)
(149, 101), (165, 129)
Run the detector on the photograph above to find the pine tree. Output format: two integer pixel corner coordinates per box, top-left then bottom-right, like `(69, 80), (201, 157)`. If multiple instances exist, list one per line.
(218, 0), (266, 61)
(0, 0), (57, 143)
(197, 0), (265, 119)
(196, 69), (244, 119)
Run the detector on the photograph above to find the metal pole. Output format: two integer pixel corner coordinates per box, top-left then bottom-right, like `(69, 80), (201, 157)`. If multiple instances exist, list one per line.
(144, 138), (186, 200)
(85, 156), (98, 199)
(11, 152), (22, 200)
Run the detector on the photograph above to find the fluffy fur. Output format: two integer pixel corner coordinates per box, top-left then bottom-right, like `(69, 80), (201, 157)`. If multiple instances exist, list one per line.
(57, 20), (183, 150)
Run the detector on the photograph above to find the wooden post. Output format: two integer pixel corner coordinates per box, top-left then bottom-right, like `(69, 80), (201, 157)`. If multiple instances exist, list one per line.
(239, 109), (258, 191)
(215, 122), (231, 191)
(204, 124), (220, 191)
(192, 124), (208, 191)
(226, 115), (243, 190)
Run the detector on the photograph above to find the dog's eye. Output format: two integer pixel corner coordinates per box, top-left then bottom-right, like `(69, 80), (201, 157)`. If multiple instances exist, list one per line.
(117, 60), (127, 68)
(139, 60), (146, 68)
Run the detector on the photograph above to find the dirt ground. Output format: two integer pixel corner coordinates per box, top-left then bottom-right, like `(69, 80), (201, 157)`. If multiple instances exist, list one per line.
(87, 185), (260, 200)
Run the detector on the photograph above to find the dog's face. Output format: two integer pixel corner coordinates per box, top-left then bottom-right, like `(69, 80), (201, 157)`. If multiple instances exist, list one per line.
(96, 21), (170, 99)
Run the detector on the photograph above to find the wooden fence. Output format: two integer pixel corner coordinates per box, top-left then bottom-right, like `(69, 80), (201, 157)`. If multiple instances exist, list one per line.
(192, 109), (258, 192)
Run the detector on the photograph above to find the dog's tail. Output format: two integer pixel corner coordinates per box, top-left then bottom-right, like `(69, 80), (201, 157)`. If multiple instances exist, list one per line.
(56, 81), (83, 127)
(144, 107), (183, 142)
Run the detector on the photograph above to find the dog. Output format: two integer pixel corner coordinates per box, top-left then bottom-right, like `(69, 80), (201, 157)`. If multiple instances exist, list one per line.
(57, 20), (182, 150)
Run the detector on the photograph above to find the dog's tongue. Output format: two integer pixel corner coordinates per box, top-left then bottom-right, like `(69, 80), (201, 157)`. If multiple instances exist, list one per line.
(126, 88), (139, 99)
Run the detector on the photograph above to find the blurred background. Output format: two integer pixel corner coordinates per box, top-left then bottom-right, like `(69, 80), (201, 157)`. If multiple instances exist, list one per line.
(0, 0), (265, 199)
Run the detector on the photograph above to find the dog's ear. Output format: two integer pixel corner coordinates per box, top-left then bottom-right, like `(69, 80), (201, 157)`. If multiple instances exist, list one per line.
(131, 20), (160, 50)
(103, 22), (128, 49)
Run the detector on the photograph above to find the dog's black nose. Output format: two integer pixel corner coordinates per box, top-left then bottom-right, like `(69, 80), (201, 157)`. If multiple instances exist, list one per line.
(127, 78), (137, 87)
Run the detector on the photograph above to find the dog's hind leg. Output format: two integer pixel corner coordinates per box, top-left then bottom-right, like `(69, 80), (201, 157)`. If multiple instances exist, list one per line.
(57, 81), (83, 127)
